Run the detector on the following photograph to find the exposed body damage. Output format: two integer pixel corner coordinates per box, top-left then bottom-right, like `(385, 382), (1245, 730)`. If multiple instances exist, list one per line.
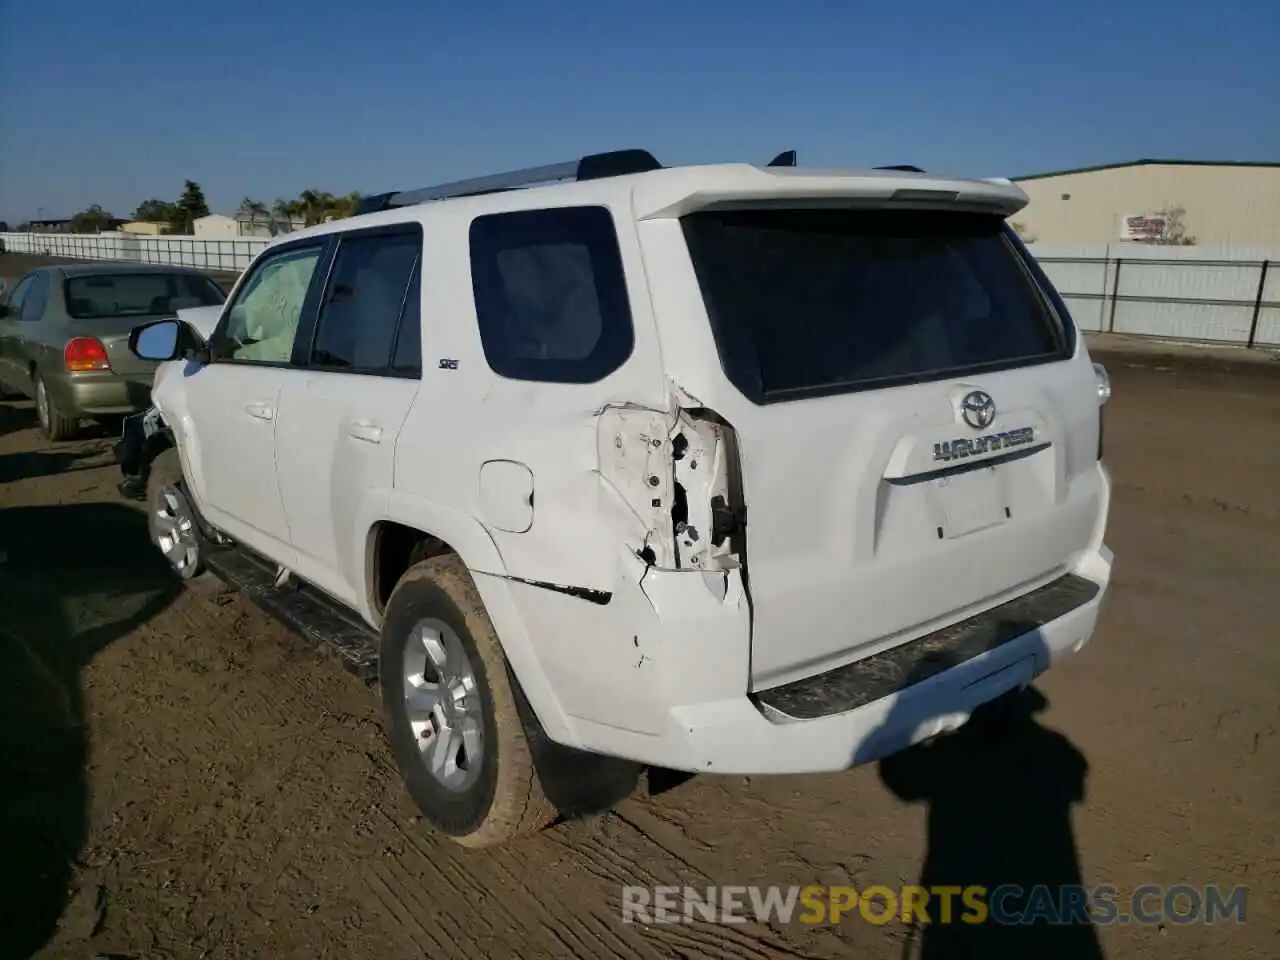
(594, 394), (743, 577)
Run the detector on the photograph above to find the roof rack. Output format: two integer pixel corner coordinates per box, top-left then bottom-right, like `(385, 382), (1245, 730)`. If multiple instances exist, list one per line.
(875, 164), (926, 173)
(356, 147), (806, 215)
(356, 149), (664, 215)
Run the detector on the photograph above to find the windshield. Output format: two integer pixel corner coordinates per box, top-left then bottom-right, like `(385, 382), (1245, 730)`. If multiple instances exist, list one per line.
(64, 272), (226, 320)
(681, 208), (1070, 402)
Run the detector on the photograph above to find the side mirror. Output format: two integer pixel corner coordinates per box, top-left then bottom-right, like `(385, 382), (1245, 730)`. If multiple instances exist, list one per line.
(129, 318), (201, 362)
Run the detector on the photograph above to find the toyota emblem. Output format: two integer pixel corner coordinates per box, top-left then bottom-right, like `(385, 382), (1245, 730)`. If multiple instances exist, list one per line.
(960, 390), (996, 430)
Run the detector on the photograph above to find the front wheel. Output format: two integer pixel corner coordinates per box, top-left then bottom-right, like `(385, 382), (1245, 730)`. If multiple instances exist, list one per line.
(146, 449), (204, 580)
(379, 555), (556, 848)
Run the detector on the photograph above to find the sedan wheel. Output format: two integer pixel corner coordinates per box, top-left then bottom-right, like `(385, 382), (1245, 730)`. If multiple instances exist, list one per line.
(35, 378), (50, 431)
(34, 373), (79, 441)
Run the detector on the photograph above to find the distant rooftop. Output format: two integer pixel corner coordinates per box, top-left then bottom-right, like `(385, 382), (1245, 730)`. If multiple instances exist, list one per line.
(1013, 159), (1280, 181)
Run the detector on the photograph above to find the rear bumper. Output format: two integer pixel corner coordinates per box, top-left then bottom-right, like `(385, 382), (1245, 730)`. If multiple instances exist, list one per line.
(542, 542), (1112, 775)
(50, 372), (152, 417)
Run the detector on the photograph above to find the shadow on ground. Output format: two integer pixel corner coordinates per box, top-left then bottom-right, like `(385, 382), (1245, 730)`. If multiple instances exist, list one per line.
(0, 399), (35, 440)
(0, 502), (180, 959)
(872, 637), (1103, 960)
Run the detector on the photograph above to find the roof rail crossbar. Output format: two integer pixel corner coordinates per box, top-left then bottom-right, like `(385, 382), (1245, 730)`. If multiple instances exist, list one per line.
(360, 149), (663, 214)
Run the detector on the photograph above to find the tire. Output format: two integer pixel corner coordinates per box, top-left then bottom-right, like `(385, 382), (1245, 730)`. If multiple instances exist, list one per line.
(379, 555), (556, 848)
(146, 449), (204, 581)
(34, 372), (78, 442)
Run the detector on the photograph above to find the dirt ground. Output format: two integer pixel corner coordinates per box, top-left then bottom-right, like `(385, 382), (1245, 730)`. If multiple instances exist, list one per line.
(1, 254), (1277, 959)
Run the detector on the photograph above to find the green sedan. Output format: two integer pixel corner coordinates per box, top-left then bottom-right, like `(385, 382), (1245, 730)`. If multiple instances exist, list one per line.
(0, 262), (226, 440)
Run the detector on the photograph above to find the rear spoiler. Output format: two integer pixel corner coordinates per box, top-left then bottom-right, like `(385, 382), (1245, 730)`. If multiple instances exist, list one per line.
(633, 166), (1030, 220)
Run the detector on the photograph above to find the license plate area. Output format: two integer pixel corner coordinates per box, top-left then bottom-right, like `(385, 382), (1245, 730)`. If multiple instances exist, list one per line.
(927, 465), (1007, 539)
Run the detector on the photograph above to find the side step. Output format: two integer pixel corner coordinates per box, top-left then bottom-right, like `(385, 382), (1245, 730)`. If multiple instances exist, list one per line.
(202, 545), (380, 682)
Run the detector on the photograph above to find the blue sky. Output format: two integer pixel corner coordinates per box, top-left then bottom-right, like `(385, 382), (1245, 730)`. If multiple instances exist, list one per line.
(1, 0), (1276, 223)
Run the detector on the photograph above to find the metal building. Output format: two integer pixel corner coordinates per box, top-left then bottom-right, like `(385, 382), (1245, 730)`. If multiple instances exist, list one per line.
(1010, 160), (1280, 248)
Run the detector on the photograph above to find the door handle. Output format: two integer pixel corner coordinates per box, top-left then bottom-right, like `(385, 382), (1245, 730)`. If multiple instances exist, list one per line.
(347, 421), (383, 444)
(245, 402), (275, 421)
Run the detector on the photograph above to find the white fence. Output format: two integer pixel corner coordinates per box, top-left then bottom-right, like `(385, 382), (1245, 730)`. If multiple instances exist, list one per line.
(1027, 243), (1278, 349)
(1, 231), (268, 273)
(2, 231), (1277, 349)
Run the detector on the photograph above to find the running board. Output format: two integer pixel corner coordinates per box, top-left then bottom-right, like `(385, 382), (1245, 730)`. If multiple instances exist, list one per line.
(202, 545), (380, 681)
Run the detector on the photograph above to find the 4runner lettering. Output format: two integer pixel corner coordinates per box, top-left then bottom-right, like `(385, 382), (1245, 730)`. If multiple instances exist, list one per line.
(934, 427), (1037, 462)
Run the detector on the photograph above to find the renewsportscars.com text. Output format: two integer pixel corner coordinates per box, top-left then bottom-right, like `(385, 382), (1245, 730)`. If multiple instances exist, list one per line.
(620, 884), (1249, 927)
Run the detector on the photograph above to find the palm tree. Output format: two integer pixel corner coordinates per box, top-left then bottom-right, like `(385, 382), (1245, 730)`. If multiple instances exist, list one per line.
(297, 189), (332, 226)
(269, 198), (298, 236)
(237, 198), (270, 236)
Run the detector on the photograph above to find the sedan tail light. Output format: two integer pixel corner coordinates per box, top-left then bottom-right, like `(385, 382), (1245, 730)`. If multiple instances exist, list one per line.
(65, 337), (111, 372)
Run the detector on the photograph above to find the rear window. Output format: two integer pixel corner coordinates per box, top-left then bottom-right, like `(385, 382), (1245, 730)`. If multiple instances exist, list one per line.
(681, 208), (1070, 403)
(64, 272), (226, 320)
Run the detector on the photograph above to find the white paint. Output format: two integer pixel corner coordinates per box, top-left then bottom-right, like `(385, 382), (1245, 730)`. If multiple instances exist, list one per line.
(144, 159), (1115, 776)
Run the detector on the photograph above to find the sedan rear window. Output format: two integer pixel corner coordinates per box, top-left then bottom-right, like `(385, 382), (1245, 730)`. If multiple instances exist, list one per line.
(64, 273), (226, 320)
(681, 208), (1070, 403)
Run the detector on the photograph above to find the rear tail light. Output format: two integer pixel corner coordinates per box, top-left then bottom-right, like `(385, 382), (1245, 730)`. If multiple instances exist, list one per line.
(65, 337), (111, 372)
(1094, 363), (1110, 459)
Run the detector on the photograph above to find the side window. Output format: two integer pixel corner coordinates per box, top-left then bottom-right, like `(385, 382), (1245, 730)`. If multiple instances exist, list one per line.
(308, 230), (420, 373)
(217, 245), (324, 364)
(20, 274), (49, 321)
(469, 205), (634, 383)
(390, 261), (422, 376)
(4, 276), (34, 316)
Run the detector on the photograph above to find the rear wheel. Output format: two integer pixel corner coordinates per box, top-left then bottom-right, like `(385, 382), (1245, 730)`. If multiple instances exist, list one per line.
(379, 555), (556, 848)
(34, 373), (79, 442)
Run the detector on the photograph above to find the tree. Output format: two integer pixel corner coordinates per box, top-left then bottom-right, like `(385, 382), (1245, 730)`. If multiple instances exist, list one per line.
(237, 197), (270, 234)
(132, 198), (175, 223)
(270, 198), (299, 235)
(69, 205), (115, 233)
(1150, 205), (1196, 246)
(1010, 220), (1038, 244)
(169, 180), (210, 235)
(290, 189), (362, 226)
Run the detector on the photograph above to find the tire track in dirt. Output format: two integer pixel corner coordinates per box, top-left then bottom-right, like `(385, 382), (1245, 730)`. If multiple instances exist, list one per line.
(6, 362), (1280, 959)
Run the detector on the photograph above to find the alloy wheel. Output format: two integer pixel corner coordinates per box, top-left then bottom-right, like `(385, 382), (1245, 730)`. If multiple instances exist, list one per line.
(401, 618), (484, 792)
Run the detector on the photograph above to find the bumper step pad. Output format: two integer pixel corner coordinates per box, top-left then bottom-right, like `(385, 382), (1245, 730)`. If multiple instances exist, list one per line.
(752, 573), (1100, 720)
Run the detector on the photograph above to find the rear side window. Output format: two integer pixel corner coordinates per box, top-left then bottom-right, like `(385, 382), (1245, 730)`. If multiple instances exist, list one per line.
(681, 209), (1069, 403)
(469, 206), (634, 383)
(20, 273), (49, 321)
(308, 229), (420, 373)
(64, 272), (225, 320)
(5, 276), (34, 315)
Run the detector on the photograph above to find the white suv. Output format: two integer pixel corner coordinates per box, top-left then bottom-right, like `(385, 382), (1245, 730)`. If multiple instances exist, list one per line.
(129, 149), (1114, 848)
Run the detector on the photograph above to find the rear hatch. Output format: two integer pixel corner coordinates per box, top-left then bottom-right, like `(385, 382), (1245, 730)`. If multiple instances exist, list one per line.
(662, 197), (1104, 690)
(63, 271), (225, 376)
